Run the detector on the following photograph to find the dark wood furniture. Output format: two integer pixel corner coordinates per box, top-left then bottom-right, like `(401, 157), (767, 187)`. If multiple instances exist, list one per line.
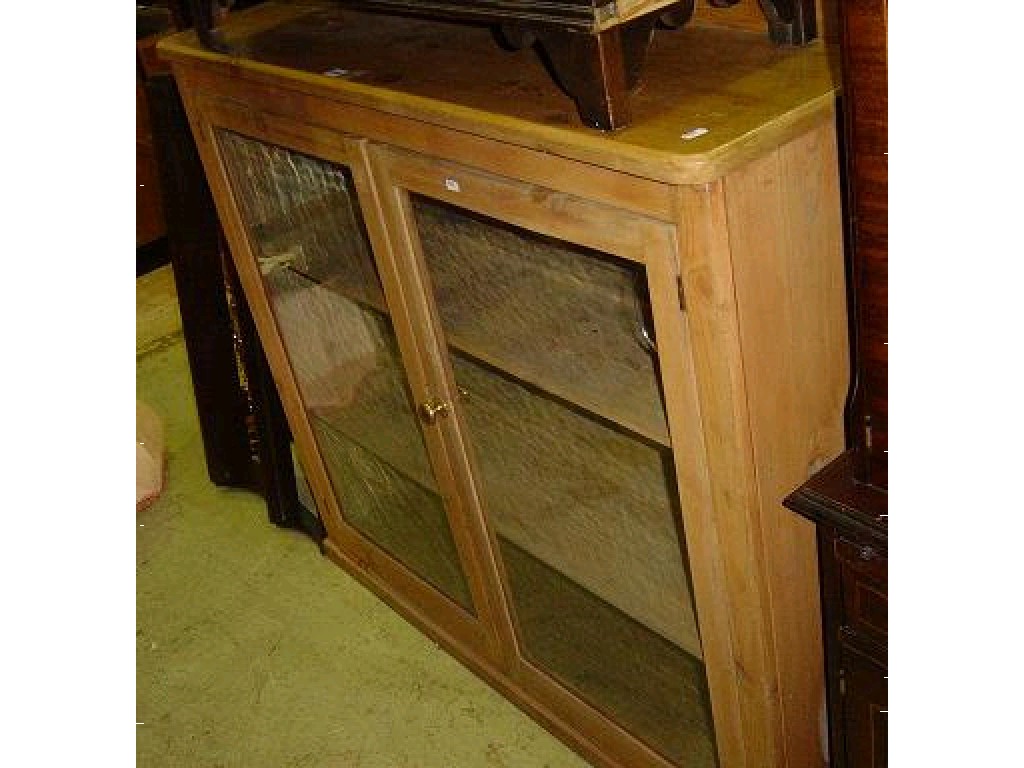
(138, 8), (173, 251)
(163, 4), (849, 766)
(840, 0), (887, 491)
(143, 0), (324, 538)
(185, 0), (818, 129)
(785, 0), (887, 765)
(786, 455), (886, 768)
(149, 65), (326, 537)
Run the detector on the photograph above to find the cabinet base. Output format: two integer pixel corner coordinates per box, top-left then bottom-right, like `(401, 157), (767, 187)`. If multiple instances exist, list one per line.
(320, 537), (680, 768)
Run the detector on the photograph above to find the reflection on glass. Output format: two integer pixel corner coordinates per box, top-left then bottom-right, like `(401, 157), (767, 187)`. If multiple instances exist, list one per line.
(217, 132), (473, 611)
(413, 196), (716, 766)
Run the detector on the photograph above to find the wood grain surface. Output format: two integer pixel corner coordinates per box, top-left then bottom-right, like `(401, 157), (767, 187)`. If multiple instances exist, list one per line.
(166, 8), (847, 765)
(722, 117), (847, 767)
(159, 2), (839, 184)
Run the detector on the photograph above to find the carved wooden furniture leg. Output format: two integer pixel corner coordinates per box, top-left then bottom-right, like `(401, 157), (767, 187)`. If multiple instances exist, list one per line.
(186, 0), (230, 53)
(757, 0), (817, 44)
(534, 16), (658, 131)
(658, 0), (697, 30)
(494, 22), (536, 52)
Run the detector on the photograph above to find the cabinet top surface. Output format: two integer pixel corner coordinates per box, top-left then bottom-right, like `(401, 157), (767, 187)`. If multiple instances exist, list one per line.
(160, 1), (839, 183)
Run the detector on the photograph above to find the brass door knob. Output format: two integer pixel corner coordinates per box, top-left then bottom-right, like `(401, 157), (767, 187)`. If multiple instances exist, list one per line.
(418, 399), (451, 425)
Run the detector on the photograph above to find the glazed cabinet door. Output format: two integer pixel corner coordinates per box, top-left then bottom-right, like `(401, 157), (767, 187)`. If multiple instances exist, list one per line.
(365, 145), (720, 768)
(187, 102), (503, 661)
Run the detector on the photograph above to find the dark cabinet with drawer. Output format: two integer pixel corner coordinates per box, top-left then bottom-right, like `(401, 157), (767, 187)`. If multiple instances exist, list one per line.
(828, 526), (887, 768)
(785, 0), (887, 763)
(788, 454), (887, 768)
(834, 536), (887, 649)
(841, 641), (887, 768)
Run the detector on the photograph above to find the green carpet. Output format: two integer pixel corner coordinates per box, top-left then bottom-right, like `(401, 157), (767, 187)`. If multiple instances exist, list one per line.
(136, 265), (589, 767)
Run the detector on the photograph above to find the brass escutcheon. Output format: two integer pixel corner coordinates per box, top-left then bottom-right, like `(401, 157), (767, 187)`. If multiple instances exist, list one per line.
(418, 399), (451, 425)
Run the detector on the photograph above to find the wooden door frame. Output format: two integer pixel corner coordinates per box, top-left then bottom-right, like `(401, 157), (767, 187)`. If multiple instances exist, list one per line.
(174, 75), (505, 667)
(364, 143), (745, 768)
(170, 59), (841, 768)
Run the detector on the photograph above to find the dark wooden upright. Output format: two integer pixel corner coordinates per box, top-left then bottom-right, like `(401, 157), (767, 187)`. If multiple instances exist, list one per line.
(137, 7), (173, 265)
(784, 0), (887, 766)
(841, 0), (887, 491)
(145, 0), (322, 538)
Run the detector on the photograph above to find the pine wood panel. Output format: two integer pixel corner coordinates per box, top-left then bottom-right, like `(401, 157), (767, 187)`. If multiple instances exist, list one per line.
(160, 3), (838, 185)
(722, 118), (846, 767)
(165, 9), (847, 765)
(675, 180), (782, 766)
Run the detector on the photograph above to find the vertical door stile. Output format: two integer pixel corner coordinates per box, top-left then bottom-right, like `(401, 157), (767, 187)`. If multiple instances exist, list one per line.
(674, 181), (787, 768)
(643, 222), (748, 768)
(354, 142), (515, 668)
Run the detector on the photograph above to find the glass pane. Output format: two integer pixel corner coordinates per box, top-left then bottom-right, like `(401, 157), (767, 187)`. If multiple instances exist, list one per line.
(414, 197), (668, 445)
(413, 196), (716, 766)
(217, 131), (473, 611)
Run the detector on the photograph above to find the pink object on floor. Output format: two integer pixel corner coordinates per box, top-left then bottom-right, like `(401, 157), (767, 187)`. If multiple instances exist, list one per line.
(137, 401), (165, 512)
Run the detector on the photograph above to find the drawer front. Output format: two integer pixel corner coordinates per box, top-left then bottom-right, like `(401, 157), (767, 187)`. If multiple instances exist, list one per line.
(840, 640), (888, 768)
(835, 537), (887, 647)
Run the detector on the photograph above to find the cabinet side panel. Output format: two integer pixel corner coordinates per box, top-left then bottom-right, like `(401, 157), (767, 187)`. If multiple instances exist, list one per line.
(676, 183), (782, 768)
(722, 118), (847, 768)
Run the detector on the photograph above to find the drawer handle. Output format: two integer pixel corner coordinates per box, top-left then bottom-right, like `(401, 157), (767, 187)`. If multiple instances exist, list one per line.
(418, 399), (451, 426)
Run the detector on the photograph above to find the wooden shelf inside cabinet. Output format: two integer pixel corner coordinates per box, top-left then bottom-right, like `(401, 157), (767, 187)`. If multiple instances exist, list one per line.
(411, 196), (670, 445)
(450, 352), (702, 658)
(282, 260), (702, 657)
(163, 6), (848, 767)
(272, 207), (672, 446)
